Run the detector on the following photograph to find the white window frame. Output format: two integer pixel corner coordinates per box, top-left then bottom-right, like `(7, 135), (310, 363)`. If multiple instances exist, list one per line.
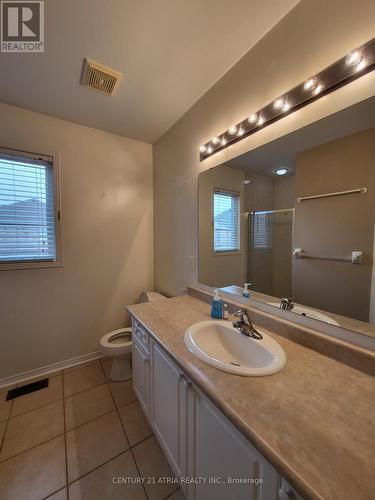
(212, 188), (241, 255)
(0, 146), (62, 271)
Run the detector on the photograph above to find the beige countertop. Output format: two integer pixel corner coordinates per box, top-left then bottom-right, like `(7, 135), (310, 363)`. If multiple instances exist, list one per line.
(128, 295), (375, 500)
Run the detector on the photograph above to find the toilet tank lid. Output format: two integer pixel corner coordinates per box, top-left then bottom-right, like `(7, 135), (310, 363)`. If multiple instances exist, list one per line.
(138, 291), (167, 303)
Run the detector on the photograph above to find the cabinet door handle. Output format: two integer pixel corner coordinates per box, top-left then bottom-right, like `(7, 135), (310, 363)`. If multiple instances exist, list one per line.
(179, 373), (191, 390)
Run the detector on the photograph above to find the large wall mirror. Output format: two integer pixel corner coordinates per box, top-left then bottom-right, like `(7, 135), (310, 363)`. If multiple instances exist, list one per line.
(199, 96), (375, 338)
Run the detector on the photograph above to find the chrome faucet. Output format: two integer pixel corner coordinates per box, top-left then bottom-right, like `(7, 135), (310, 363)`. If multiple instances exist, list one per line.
(280, 297), (294, 311)
(232, 310), (263, 340)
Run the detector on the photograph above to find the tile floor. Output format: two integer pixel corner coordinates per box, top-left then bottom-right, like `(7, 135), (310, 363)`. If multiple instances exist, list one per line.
(0, 358), (184, 500)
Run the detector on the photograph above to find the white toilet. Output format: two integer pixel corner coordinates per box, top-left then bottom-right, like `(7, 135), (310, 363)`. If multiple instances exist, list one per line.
(99, 291), (166, 381)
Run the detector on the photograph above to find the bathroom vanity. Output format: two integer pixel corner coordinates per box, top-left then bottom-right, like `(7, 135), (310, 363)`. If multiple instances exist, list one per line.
(128, 291), (375, 500)
(132, 313), (281, 500)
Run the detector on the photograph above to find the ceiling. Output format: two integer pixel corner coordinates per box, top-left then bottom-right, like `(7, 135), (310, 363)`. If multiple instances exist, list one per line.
(0, 0), (300, 143)
(225, 96), (375, 176)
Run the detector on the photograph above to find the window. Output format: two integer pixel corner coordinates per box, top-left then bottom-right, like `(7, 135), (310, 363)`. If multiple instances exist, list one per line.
(0, 148), (60, 269)
(251, 211), (273, 249)
(213, 190), (240, 252)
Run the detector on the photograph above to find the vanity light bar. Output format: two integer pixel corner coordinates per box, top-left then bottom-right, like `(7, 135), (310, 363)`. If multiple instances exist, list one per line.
(199, 37), (375, 161)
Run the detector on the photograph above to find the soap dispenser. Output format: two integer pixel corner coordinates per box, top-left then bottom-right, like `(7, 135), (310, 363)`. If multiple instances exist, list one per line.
(211, 289), (223, 319)
(242, 283), (251, 298)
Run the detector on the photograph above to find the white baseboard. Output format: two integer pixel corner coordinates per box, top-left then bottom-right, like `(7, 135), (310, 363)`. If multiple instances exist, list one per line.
(0, 351), (105, 389)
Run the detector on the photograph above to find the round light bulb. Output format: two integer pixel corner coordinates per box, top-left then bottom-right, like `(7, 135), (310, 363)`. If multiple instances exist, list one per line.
(248, 113), (258, 124)
(313, 84), (323, 95)
(354, 59), (367, 72)
(304, 77), (317, 90)
(345, 50), (363, 67)
(257, 115), (265, 126)
(199, 145), (206, 153)
(275, 168), (288, 176)
(273, 98), (285, 110)
(237, 127), (245, 137)
(221, 137), (227, 146)
(212, 136), (220, 145)
(282, 101), (290, 112)
(207, 145), (213, 154)
(228, 125), (237, 135)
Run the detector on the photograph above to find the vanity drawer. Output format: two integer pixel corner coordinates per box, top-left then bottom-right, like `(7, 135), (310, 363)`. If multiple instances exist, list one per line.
(132, 320), (150, 352)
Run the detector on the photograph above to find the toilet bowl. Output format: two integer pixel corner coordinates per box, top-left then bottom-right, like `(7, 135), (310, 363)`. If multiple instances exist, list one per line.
(99, 328), (132, 381)
(99, 291), (166, 381)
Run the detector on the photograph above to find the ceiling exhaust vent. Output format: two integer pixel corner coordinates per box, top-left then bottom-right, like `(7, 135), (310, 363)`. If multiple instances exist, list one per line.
(81, 58), (123, 96)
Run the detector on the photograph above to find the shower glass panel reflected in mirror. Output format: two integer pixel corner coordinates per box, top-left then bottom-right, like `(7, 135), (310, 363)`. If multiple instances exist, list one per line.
(198, 96), (375, 338)
(249, 209), (294, 299)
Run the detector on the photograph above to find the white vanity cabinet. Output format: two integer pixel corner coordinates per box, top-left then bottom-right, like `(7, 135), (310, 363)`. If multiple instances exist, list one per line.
(191, 388), (280, 500)
(132, 321), (151, 417)
(150, 340), (188, 480)
(131, 319), (282, 500)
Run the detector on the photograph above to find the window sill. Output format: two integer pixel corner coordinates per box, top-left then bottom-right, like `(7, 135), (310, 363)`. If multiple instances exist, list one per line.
(0, 259), (63, 271)
(212, 250), (241, 257)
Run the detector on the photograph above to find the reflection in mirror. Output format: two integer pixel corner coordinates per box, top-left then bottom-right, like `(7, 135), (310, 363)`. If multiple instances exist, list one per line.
(198, 97), (375, 337)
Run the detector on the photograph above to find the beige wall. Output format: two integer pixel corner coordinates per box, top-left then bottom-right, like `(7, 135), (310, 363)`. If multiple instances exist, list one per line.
(198, 165), (245, 287)
(293, 128), (375, 321)
(0, 104), (153, 379)
(153, 0), (375, 297)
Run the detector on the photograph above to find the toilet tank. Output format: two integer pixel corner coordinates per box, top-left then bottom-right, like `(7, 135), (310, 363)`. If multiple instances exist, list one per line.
(138, 291), (167, 303)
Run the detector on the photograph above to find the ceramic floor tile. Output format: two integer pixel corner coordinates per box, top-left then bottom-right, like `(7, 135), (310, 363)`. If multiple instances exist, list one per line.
(99, 357), (112, 381)
(64, 360), (99, 374)
(46, 488), (68, 500)
(0, 384), (17, 393)
(11, 374), (63, 417)
(63, 361), (105, 397)
(0, 400), (64, 461)
(119, 400), (152, 446)
(69, 450), (147, 500)
(109, 379), (136, 408)
(0, 435), (66, 500)
(64, 383), (115, 431)
(16, 371), (62, 386)
(0, 393), (12, 423)
(133, 436), (177, 500)
(66, 410), (129, 482)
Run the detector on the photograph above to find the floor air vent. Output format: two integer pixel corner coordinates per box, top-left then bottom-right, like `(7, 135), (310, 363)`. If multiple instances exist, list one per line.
(81, 58), (123, 96)
(6, 378), (49, 401)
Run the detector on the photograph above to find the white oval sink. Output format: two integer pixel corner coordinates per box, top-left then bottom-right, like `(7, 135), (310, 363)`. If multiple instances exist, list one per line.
(184, 320), (286, 376)
(268, 303), (339, 326)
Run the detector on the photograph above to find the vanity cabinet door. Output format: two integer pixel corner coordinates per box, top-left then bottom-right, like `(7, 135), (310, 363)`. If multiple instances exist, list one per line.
(151, 340), (187, 480)
(132, 334), (150, 418)
(191, 388), (279, 500)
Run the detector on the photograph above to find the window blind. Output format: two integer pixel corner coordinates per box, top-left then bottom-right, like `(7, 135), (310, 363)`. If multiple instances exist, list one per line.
(251, 211), (273, 249)
(0, 152), (57, 263)
(213, 190), (240, 252)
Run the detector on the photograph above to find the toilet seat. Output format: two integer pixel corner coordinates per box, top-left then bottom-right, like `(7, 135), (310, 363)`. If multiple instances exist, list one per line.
(99, 290), (166, 381)
(99, 327), (132, 356)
